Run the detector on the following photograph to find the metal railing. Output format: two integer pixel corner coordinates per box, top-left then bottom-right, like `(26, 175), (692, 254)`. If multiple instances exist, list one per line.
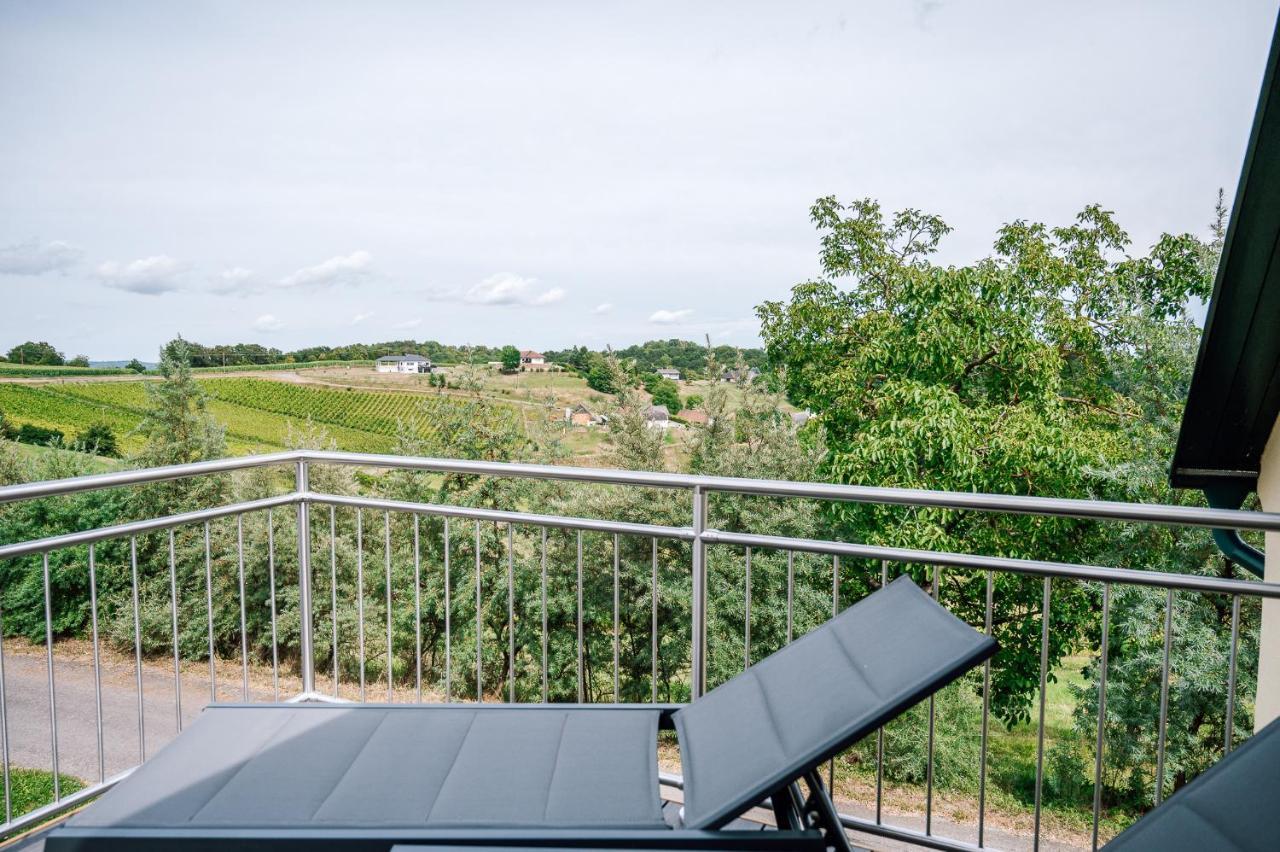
(0, 448), (1277, 851)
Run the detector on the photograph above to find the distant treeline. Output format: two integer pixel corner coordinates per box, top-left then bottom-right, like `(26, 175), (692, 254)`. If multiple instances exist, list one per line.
(2, 337), (765, 375)
(175, 340), (507, 368)
(545, 339), (765, 378)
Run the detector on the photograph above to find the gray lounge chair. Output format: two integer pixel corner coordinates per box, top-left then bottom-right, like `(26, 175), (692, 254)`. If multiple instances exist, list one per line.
(46, 575), (996, 851)
(1100, 714), (1280, 851)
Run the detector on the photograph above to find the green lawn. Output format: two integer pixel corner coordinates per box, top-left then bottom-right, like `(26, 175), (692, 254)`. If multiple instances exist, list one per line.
(8, 767), (85, 818)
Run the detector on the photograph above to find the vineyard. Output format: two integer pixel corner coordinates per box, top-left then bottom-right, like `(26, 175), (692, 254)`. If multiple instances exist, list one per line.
(0, 378), (518, 456)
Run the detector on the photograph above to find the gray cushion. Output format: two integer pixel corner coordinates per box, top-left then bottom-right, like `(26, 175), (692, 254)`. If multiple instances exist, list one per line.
(1101, 715), (1280, 851)
(673, 575), (996, 829)
(68, 705), (665, 831)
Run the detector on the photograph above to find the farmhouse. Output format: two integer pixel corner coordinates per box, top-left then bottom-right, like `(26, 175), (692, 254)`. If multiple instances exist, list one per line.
(375, 354), (432, 374)
(656, 368), (681, 381)
(520, 350), (546, 366)
(565, 403), (604, 427)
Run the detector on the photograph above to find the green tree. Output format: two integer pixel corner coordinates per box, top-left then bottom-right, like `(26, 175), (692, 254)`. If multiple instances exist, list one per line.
(642, 374), (681, 412)
(500, 345), (521, 373)
(758, 197), (1212, 724)
(75, 422), (120, 457)
(125, 358), (147, 373)
(586, 358), (617, 394)
(6, 341), (64, 365)
(66, 354), (91, 367)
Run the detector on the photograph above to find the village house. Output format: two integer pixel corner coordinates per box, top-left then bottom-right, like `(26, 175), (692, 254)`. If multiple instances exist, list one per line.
(645, 404), (673, 429)
(374, 354), (432, 374)
(722, 367), (761, 383)
(656, 368), (682, 381)
(520, 350), (547, 370)
(565, 403), (604, 427)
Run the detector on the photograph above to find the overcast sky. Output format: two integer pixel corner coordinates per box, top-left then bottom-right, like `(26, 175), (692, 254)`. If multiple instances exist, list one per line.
(2, 1), (1276, 360)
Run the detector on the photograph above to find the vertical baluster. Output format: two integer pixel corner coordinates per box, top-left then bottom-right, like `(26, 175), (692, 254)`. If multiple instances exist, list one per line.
(237, 516), (249, 700)
(651, 537), (658, 703)
(577, 530), (584, 703)
(88, 544), (104, 782)
(444, 517), (452, 702)
(508, 524), (515, 703)
(43, 552), (59, 801)
(1154, 589), (1174, 807)
(1091, 583), (1111, 852)
(926, 565), (938, 835)
(875, 559), (887, 825)
(131, 538), (145, 762)
(475, 521), (483, 702)
(541, 528), (549, 704)
(169, 530), (182, 729)
(330, 507), (338, 698)
(0, 601), (10, 824)
(268, 512), (279, 701)
(385, 512), (393, 702)
(829, 554), (839, 791)
(414, 514), (422, 702)
(204, 523), (215, 704)
(978, 570), (994, 848)
(613, 533), (620, 703)
(1033, 577), (1051, 851)
(786, 551), (794, 644)
(356, 508), (366, 702)
(743, 547), (752, 672)
(1225, 594), (1241, 755)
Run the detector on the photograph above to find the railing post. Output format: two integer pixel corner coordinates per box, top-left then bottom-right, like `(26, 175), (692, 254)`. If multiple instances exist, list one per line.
(296, 459), (316, 696)
(691, 484), (708, 698)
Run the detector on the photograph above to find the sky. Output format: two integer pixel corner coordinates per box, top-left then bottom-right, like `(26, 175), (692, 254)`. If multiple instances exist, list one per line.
(1, 1), (1277, 360)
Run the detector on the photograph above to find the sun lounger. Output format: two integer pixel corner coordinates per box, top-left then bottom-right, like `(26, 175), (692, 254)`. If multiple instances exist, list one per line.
(47, 575), (996, 851)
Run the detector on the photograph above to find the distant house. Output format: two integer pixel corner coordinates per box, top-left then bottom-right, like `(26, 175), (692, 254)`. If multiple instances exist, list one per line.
(566, 403), (603, 427)
(521, 350), (546, 365)
(375, 354), (432, 374)
(656, 368), (682, 381)
(722, 367), (761, 384)
(677, 409), (709, 426)
(645, 404), (673, 429)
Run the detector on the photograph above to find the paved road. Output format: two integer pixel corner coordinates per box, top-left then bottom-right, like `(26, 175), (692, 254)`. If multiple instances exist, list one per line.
(2, 644), (274, 784)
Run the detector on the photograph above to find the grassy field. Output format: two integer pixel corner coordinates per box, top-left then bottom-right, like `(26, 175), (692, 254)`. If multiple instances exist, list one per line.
(8, 767), (85, 819)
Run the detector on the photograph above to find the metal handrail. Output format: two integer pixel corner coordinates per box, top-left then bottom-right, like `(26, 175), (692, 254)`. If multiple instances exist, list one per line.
(0, 450), (1273, 850)
(3, 448), (1280, 531)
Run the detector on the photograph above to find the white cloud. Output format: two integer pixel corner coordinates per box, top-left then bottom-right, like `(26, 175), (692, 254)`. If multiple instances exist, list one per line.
(253, 314), (284, 332)
(592, 303), (614, 315)
(432, 272), (565, 307)
(209, 266), (262, 295)
(649, 308), (693, 324)
(351, 311), (375, 325)
(96, 255), (185, 294)
(278, 250), (372, 289)
(391, 317), (422, 330)
(0, 239), (83, 275)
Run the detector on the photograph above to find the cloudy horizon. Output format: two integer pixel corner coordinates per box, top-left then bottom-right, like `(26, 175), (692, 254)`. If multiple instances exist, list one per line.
(2, 1), (1276, 360)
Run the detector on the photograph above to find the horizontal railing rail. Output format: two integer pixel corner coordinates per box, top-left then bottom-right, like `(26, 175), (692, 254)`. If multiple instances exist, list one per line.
(0, 450), (1274, 850)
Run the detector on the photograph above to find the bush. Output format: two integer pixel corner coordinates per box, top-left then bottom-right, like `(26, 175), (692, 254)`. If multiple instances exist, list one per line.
(15, 423), (64, 446)
(75, 421), (121, 457)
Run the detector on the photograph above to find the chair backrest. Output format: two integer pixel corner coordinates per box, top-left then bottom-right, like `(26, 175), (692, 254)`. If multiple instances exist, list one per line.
(673, 575), (996, 829)
(1101, 714), (1280, 851)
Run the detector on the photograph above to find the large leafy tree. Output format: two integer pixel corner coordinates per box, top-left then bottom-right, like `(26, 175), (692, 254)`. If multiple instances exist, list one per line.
(758, 197), (1212, 723)
(5, 340), (64, 365)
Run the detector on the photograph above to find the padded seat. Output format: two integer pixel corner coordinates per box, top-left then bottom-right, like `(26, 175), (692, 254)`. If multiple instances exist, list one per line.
(67, 705), (665, 832)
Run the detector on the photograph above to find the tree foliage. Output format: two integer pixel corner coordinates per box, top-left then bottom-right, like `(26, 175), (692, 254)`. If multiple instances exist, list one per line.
(6, 341), (64, 366)
(758, 197), (1214, 725)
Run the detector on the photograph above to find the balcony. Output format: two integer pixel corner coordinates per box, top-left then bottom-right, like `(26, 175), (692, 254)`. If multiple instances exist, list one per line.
(0, 450), (1276, 851)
